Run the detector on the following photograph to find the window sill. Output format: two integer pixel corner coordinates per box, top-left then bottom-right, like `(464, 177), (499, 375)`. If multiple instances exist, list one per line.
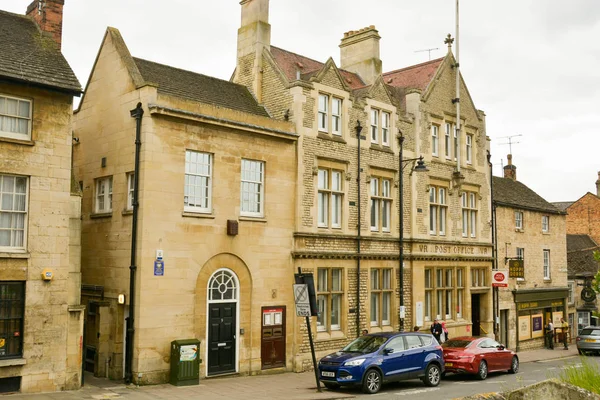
(0, 251), (30, 259)
(516, 279), (526, 284)
(239, 216), (267, 223)
(369, 144), (393, 154)
(317, 132), (346, 144)
(122, 209), (133, 216)
(543, 279), (552, 283)
(182, 211), (215, 219)
(542, 231), (550, 235)
(515, 228), (524, 233)
(90, 212), (112, 219)
(0, 136), (34, 146)
(0, 358), (26, 367)
(316, 330), (346, 342)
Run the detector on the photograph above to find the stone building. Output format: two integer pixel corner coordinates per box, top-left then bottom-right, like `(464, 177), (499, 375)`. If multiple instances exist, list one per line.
(233, 0), (493, 370)
(493, 156), (568, 351)
(0, 0), (83, 393)
(72, 28), (297, 382)
(554, 173), (600, 246)
(565, 234), (599, 334)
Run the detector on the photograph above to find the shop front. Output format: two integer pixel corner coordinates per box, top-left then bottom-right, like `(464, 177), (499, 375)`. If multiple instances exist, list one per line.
(513, 288), (569, 351)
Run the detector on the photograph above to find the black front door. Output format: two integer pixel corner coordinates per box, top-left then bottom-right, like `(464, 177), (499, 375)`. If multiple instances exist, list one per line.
(208, 302), (236, 375)
(471, 294), (481, 336)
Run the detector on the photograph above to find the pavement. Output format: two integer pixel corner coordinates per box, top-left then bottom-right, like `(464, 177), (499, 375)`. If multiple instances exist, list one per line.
(3, 346), (580, 400)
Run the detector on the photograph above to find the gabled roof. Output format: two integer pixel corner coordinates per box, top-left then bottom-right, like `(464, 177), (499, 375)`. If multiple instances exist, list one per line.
(383, 57), (444, 92)
(270, 46), (365, 89)
(567, 234), (600, 277)
(492, 176), (564, 214)
(0, 10), (81, 94)
(552, 201), (574, 212)
(132, 58), (269, 118)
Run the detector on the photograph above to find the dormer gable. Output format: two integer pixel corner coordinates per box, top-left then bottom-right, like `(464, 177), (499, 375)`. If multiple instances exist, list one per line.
(309, 58), (350, 93)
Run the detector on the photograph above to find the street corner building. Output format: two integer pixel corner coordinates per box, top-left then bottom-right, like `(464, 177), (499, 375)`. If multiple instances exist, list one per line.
(0, 0), (84, 394)
(493, 156), (568, 351)
(73, 0), (495, 384)
(232, 0), (493, 371)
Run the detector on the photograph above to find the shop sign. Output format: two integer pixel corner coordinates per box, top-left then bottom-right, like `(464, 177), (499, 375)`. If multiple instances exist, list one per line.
(509, 259), (524, 278)
(517, 299), (564, 311)
(492, 271), (508, 287)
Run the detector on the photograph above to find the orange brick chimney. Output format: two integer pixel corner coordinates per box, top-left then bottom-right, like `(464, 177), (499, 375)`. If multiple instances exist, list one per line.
(26, 0), (64, 49)
(503, 154), (517, 181)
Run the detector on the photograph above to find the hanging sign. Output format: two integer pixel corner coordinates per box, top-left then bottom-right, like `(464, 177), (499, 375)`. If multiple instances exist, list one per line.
(509, 260), (524, 278)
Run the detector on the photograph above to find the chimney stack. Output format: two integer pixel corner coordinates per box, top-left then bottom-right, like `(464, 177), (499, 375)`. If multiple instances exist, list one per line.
(503, 154), (517, 181)
(235, 0), (271, 102)
(596, 171), (600, 197)
(339, 26), (382, 85)
(26, 0), (64, 49)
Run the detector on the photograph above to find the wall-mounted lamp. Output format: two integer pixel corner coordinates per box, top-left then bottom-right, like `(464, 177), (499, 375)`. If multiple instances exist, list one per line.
(118, 294), (126, 304)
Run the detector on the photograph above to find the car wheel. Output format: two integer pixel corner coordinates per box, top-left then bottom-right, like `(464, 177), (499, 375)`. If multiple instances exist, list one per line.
(362, 369), (382, 394)
(509, 356), (519, 374)
(423, 364), (441, 387)
(323, 382), (339, 390)
(477, 360), (488, 380)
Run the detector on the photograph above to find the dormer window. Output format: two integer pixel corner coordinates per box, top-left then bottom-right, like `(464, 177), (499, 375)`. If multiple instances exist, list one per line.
(318, 94), (342, 136)
(370, 108), (391, 146)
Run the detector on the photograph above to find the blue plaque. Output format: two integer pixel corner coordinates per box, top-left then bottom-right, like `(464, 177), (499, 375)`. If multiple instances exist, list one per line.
(154, 259), (164, 276)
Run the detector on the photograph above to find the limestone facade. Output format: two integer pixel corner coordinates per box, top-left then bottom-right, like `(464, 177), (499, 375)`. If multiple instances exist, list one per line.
(72, 28), (297, 383)
(493, 170), (568, 351)
(233, 0), (493, 370)
(0, 2), (83, 393)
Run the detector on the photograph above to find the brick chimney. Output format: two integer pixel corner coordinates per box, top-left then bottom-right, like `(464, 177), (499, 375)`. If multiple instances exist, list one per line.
(595, 171), (600, 196)
(235, 0), (271, 102)
(339, 26), (382, 85)
(503, 154), (517, 181)
(26, 0), (64, 49)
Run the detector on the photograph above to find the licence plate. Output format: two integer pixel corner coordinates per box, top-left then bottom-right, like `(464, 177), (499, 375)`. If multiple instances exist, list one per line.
(322, 371), (335, 377)
(445, 362), (453, 367)
(585, 339), (596, 342)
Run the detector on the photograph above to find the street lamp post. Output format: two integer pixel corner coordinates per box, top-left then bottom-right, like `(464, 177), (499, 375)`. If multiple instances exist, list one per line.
(398, 131), (428, 332)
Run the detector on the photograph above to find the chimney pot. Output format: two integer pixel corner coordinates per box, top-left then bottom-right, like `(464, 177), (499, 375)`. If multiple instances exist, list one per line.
(503, 154), (517, 181)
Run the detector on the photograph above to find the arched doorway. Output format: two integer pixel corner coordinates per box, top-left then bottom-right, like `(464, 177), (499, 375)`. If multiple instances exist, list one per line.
(206, 268), (239, 375)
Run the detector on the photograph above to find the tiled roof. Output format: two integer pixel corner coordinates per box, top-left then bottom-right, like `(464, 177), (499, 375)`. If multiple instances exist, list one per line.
(270, 46), (365, 89)
(567, 234), (600, 277)
(492, 176), (564, 214)
(383, 57), (444, 91)
(0, 10), (81, 94)
(552, 201), (574, 211)
(133, 58), (269, 117)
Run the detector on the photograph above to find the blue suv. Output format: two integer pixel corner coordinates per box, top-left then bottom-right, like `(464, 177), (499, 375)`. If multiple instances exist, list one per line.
(318, 332), (444, 394)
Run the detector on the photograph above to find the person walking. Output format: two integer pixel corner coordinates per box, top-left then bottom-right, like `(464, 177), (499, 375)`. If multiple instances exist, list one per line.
(442, 321), (449, 342)
(430, 319), (443, 343)
(546, 320), (554, 350)
(560, 318), (569, 350)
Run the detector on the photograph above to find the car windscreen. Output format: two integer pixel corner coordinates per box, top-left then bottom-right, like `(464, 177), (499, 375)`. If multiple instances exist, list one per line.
(342, 335), (388, 353)
(580, 329), (600, 336)
(441, 339), (473, 348)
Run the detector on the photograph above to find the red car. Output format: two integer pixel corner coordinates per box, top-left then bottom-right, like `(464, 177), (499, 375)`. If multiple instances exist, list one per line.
(441, 336), (519, 380)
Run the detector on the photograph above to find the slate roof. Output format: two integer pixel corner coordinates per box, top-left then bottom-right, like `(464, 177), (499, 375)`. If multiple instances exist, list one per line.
(567, 234), (600, 277)
(552, 201), (574, 212)
(383, 57), (444, 92)
(492, 176), (564, 214)
(133, 58), (269, 117)
(270, 46), (365, 89)
(0, 10), (81, 94)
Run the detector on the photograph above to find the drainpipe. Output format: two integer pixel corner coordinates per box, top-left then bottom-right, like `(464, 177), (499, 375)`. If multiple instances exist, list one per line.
(356, 121), (363, 337)
(488, 151), (499, 340)
(125, 102), (143, 384)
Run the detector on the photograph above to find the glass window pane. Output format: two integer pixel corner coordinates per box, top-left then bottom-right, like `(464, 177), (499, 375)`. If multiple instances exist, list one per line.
(331, 269), (342, 291)
(317, 269), (327, 292)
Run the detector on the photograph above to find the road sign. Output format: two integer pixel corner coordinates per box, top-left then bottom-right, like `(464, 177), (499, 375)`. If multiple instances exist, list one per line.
(492, 271), (508, 287)
(293, 284), (311, 317)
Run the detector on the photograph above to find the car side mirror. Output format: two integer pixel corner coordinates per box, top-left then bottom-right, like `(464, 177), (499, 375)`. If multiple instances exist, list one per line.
(497, 345), (505, 350)
(383, 348), (394, 355)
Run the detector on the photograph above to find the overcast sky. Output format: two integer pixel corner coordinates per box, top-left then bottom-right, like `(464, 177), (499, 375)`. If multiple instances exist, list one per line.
(6, 0), (599, 202)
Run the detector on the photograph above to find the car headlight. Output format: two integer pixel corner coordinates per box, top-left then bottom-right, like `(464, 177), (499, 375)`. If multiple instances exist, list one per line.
(344, 358), (366, 366)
